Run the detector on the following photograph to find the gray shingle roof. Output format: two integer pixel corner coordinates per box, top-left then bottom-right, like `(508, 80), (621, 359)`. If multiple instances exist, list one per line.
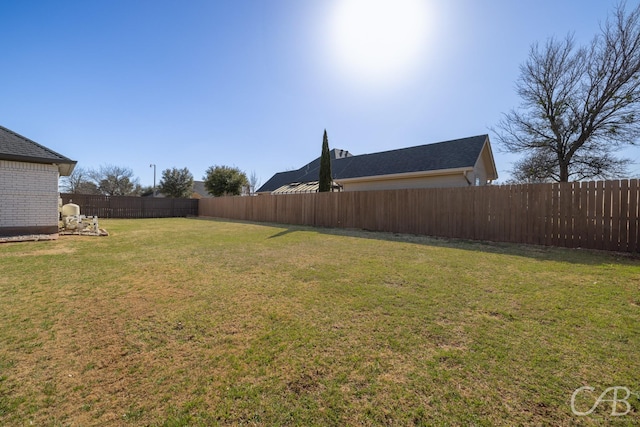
(258, 135), (490, 192)
(0, 125), (76, 175)
(193, 181), (210, 198)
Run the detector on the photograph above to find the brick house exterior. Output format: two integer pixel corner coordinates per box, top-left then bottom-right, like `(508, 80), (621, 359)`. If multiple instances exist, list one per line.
(0, 126), (76, 238)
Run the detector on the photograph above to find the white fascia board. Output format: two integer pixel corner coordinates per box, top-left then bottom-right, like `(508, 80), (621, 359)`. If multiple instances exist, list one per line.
(334, 167), (474, 184)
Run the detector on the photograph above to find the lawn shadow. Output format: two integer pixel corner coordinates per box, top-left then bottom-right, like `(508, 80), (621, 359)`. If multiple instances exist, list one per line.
(267, 229), (298, 239)
(195, 217), (640, 266)
(322, 227), (640, 266)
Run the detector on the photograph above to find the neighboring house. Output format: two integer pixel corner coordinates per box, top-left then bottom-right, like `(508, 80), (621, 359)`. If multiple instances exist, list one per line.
(258, 135), (498, 194)
(191, 181), (210, 199)
(0, 125), (76, 237)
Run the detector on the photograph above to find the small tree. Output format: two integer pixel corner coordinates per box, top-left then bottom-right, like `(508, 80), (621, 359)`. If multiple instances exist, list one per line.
(495, 3), (640, 182)
(318, 129), (332, 192)
(203, 165), (248, 197)
(157, 167), (194, 198)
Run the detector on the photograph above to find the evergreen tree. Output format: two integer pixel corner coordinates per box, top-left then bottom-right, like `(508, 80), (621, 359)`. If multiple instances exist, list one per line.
(203, 165), (248, 197)
(157, 167), (194, 198)
(318, 129), (332, 192)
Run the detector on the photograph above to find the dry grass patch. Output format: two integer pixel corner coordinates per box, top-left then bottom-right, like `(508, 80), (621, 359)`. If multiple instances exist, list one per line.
(1, 218), (639, 425)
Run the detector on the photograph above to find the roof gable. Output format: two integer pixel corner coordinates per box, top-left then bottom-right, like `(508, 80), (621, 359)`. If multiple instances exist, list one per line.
(258, 135), (494, 192)
(0, 125), (76, 175)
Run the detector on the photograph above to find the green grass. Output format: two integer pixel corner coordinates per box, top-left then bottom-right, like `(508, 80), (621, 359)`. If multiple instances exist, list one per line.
(0, 217), (639, 425)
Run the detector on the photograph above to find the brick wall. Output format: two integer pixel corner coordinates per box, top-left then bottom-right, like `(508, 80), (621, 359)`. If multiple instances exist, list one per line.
(0, 160), (59, 235)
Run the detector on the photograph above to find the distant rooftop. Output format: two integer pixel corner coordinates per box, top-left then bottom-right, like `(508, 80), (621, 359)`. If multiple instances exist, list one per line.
(258, 135), (492, 193)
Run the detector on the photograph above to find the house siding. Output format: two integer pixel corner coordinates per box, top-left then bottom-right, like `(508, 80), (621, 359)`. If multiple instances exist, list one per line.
(0, 160), (59, 236)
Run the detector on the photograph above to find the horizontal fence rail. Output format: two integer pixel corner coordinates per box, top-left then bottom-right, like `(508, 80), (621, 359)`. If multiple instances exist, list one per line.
(61, 194), (198, 219)
(198, 180), (640, 252)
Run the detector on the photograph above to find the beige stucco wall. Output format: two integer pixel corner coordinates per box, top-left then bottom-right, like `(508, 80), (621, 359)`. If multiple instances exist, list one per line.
(472, 146), (495, 185)
(0, 160), (59, 235)
(339, 173), (471, 192)
(338, 141), (498, 191)
(472, 156), (488, 186)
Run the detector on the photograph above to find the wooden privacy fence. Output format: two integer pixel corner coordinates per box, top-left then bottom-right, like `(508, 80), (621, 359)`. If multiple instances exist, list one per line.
(60, 194), (198, 218)
(199, 180), (640, 252)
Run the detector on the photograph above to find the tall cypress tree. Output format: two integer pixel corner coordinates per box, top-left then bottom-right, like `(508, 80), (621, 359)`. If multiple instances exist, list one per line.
(318, 129), (332, 192)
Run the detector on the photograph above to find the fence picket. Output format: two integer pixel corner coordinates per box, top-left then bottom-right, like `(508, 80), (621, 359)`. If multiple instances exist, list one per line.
(603, 181), (613, 251)
(620, 180), (629, 252)
(611, 180), (621, 251)
(629, 180), (639, 252)
(585, 181), (595, 249)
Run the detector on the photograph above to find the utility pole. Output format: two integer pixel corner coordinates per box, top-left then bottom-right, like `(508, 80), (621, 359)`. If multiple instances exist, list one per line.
(150, 164), (156, 197)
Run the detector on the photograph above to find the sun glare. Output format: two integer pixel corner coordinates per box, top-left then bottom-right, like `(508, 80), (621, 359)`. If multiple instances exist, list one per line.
(327, 0), (431, 90)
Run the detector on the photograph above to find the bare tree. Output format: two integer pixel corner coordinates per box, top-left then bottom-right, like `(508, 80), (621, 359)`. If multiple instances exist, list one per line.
(248, 170), (261, 194)
(495, 3), (640, 182)
(89, 165), (141, 196)
(60, 167), (100, 194)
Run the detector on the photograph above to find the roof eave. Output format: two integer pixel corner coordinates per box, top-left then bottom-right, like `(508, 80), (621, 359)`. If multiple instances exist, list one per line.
(0, 154), (77, 176)
(335, 167), (475, 184)
(57, 161), (77, 176)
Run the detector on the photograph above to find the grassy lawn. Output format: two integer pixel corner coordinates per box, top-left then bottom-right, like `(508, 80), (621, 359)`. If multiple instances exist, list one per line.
(1, 218), (639, 426)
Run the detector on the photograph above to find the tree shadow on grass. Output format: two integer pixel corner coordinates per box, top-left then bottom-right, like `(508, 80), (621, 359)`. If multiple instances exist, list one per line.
(267, 229), (298, 239)
(194, 217), (640, 266)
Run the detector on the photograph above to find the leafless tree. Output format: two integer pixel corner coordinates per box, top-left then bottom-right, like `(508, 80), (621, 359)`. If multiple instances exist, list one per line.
(495, 3), (640, 182)
(89, 165), (141, 196)
(248, 170), (261, 194)
(60, 167), (100, 194)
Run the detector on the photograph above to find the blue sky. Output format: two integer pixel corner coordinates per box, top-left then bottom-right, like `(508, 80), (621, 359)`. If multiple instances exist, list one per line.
(1, 0), (638, 188)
